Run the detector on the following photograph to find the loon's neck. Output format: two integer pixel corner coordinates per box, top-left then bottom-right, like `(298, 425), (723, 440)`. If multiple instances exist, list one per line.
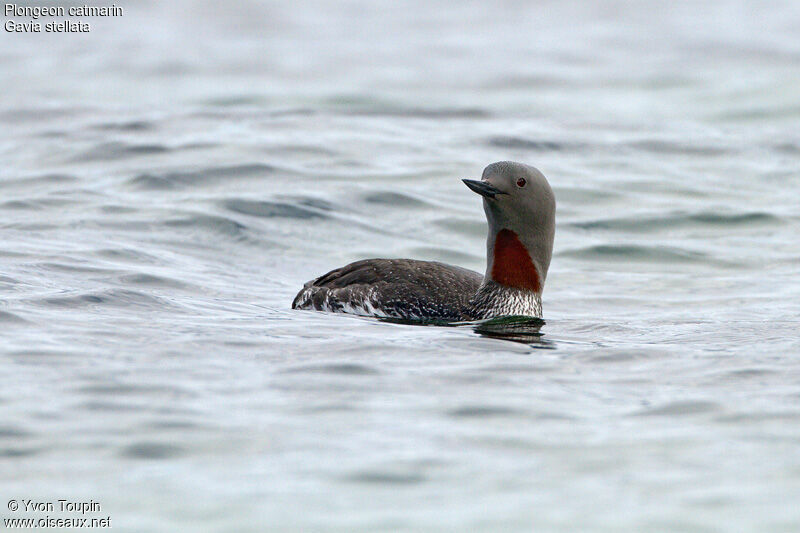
(485, 228), (543, 293)
(472, 227), (544, 319)
(468, 280), (542, 319)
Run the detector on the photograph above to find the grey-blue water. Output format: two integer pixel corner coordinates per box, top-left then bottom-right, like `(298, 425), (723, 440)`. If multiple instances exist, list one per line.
(2, 1), (800, 531)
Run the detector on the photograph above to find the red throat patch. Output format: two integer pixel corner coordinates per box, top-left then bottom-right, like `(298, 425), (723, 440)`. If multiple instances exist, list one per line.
(491, 229), (542, 292)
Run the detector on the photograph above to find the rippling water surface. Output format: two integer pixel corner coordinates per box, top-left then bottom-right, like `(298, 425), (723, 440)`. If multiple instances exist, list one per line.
(2, 1), (800, 531)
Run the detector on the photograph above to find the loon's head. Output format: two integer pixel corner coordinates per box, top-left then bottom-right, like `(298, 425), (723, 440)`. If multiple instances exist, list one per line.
(463, 161), (556, 293)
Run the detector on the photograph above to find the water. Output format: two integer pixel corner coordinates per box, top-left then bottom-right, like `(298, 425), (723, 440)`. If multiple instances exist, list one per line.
(2, 1), (800, 531)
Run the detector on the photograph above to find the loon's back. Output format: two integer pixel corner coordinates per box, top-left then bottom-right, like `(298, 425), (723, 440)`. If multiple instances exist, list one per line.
(292, 258), (483, 321)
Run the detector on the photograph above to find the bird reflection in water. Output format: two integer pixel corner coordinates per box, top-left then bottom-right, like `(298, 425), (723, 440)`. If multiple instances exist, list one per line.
(469, 315), (552, 345)
(380, 315), (553, 346)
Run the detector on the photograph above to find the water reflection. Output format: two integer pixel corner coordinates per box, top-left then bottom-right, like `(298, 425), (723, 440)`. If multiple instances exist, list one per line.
(380, 315), (552, 346)
(469, 316), (551, 346)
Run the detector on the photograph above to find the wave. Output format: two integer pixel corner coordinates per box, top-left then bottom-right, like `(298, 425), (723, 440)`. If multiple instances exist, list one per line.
(279, 362), (381, 375)
(40, 289), (180, 310)
(221, 196), (334, 219)
(127, 164), (275, 190)
(362, 191), (430, 208)
(75, 141), (170, 162)
(559, 244), (718, 264)
(0, 310), (28, 324)
(488, 136), (580, 151)
(568, 211), (782, 232)
(0, 173), (78, 190)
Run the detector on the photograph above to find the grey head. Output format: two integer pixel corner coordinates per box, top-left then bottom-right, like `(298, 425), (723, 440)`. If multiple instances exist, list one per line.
(463, 161), (556, 293)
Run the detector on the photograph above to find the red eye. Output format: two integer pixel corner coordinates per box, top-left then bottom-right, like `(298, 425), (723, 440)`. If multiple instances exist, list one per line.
(516, 178), (527, 187)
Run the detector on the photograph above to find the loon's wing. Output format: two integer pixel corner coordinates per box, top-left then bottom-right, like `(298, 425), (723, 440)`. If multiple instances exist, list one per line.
(291, 258), (482, 321)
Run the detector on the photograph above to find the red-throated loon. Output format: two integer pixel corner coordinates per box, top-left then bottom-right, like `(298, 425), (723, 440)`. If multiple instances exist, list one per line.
(292, 161), (556, 320)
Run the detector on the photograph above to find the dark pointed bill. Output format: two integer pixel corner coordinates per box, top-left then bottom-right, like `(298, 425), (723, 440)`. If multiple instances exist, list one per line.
(462, 179), (507, 199)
